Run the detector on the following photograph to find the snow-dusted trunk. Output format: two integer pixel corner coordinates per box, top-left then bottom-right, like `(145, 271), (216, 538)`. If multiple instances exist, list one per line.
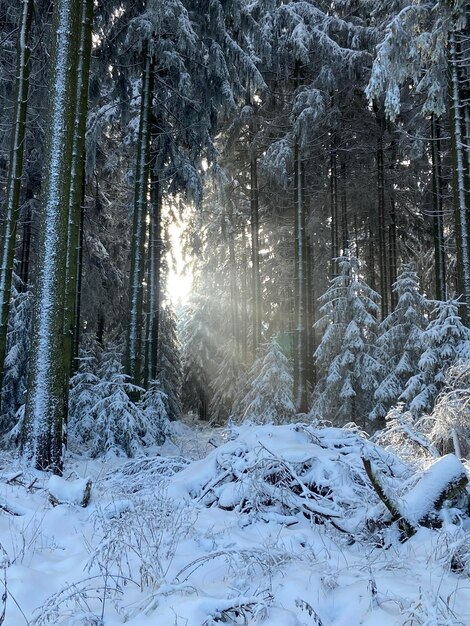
(250, 119), (262, 356)
(306, 235), (316, 387)
(293, 141), (308, 413)
(63, 0), (93, 378)
(18, 199), (32, 290)
(0, 0), (33, 396)
(449, 31), (470, 323)
(340, 159), (348, 253)
(241, 224), (249, 363)
(125, 50), (154, 387)
(21, 0), (82, 472)
(431, 115), (447, 301)
(144, 164), (162, 387)
(228, 220), (240, 352)
(388, 141), (398, 310)
(376, 121), (389, 320)
(330, 134), (339, 277)
(367, 225), (376, 292)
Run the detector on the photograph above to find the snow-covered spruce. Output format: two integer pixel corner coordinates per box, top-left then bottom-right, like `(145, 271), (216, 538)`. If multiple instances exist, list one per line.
(312, 254), (382, 426)
(232, 338), (296, 424)
(68, 347), (169, 457)
(401, 298), (470, 417)
(371, 265), (430, 422)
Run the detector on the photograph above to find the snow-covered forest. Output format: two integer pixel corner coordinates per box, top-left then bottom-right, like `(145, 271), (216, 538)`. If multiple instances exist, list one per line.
(2, 0), (470, 624)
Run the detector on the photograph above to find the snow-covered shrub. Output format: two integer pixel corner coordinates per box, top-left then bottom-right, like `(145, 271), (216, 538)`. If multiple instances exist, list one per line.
(172, 423), (415, 536)
(0, 287), (31, 434)
(235, 339), (295, 424)
(426, 361), (470, 458)
(399, 589), (463, 626)
(87, 491), (197, 604)
(372, 404), (438, 464)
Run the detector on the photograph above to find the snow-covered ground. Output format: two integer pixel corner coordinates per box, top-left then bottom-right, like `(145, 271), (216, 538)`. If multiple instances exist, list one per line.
(1, 420), (470, 625)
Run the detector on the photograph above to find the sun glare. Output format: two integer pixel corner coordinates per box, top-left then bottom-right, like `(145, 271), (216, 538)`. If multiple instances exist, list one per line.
(166, 219), (192, 309)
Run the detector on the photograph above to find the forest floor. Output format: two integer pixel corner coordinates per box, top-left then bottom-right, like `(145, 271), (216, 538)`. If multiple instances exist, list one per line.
(1, 417), (470, 625)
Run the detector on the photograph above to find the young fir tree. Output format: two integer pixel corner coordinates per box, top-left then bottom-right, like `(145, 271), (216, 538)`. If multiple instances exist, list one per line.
(180, 293), (220, 420)
(372, 265), (430, 422)
(312, 254), (381, 427)
(401, 298), (470, 417)
(157, 305), (182, 421)
(238, 338), (296, 425)
(210, 339), (245, 424)
(0, 282), (31, 433)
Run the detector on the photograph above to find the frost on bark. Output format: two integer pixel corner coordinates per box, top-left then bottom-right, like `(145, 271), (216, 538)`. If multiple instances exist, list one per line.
(293, 141), (308, 413)
(249, 109), (262, 356)
(64, 0), (94, 378)
(21, 0), (82, 473)
(0, 0), (33, 399)
(125, 50), (154, 387)
(449, 30), (470, 323)
(431, 114), (447, 301)
(144, 157), (162, 388)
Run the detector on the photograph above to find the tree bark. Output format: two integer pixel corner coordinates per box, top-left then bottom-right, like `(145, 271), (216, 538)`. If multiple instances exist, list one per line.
(293, 141), (308, 413)
(388, 140), (398, 309)
(21, 0), (82, 473)
(125, 50), (154, 386)
(144, 158), (162, 387)
(431, 115), (446, 301)
(449, 31), (470, 323)
(330, 133), (339, 277)
(0, 0), (33, 397)
(249, 114), (262, 356)
(64, 0), (93, 378)
(241, 224), (249, 363)
(376, 118), (389, 319)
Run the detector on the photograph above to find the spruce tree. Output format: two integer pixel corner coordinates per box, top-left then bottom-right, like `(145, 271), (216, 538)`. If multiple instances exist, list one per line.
(372, 265), (430, 422)
(239, 338), (296, 425)
(312, 254), (381, 426)
(401, 298), (470, 417)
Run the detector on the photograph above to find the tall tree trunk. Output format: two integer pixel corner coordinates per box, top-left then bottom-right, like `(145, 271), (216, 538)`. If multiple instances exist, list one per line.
(125, 50), (154, 386)
(368, 225), (376, 291)
(293, 141), (308, 413)
(64, 0), (93, 378)
(21, 0), (82, 473)
(18, 184), (34, 291)
(144, 162), (162, 387)
(340, 158), (348, 252)
(72, 176), (86, 373)
(449, 31), (470, 322)
(0, 0), (33, 397)
(388, 140), (398, 309)
(431, 114), (447, 301)
(249, 117), (262, 355)
(377, 122), (389, 319)
(306, 233), (316, 387)
(330, 133), (339, 276)
(241, 224), (248, 363)
(228, 218), (240, 353)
